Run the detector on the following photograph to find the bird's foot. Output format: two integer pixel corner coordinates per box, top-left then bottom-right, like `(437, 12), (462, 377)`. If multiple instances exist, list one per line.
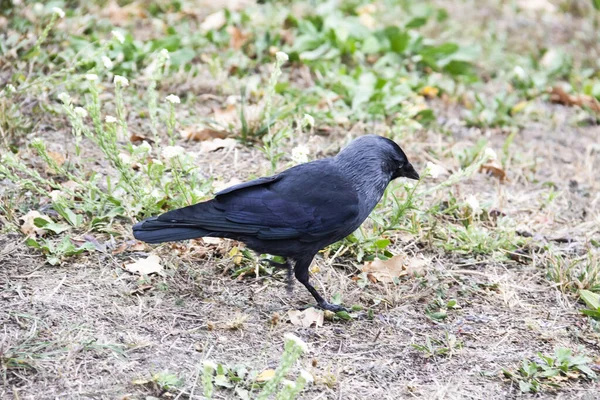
(316, 301), (348, 313)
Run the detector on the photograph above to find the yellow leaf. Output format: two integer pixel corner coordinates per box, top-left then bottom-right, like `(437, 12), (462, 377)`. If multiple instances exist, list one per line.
(510, 101), (528, 115)
(256, 369), (276, 382)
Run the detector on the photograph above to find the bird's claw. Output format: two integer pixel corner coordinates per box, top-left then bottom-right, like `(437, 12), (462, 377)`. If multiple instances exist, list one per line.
(316, 302), (348, 313)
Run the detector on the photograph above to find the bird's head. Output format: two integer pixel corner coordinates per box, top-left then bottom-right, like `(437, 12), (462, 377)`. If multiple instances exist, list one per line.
(336, 135), (419, 182)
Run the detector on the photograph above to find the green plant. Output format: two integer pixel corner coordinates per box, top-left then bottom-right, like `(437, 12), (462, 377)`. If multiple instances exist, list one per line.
(503, 348), (597, 393)
(579, 290), (600, 320)
(412, 332), (463, 358)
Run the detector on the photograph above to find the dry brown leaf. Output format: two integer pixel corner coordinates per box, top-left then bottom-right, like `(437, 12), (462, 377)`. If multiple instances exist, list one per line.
(480, 160), (507, 182)
(256, 369), (276, 382)
(47, 151), (66, 167)
(20, 210), (50, 237)
(201, 138), (237, 153)
(227, 26), (250, 50)
(361, 254), (428, 283)
(124, 255), (163, 275)
(288, 308), (324, 328)
(181, 126), (228, 141)
(549, 86), (600, 114)
(200, 10), (226, 32)
(130, 132), (151, 143)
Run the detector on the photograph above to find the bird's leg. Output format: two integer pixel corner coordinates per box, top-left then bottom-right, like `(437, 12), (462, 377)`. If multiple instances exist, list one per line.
(294, 258), (348, 313)
(261, 258), (293, 293)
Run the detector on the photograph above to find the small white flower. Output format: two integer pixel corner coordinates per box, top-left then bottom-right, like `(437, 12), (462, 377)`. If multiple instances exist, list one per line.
(4, 83), (16, 94)
(111, 30), (125, 44)
(105, 115), (117, 123)
(203, 360), (217, 370)
(52, 7), (65, 18)
(159, 49), (170, 60)
(465, 195), (482, 216)
(300, 370), (314, 383)
(138, 141), (152, 153)
(161, 145), (185, 160)
(57, 92), (70, 103)
(118, 153), (131, 164)
(513, 66), (527, 80)
(282, 379), (296, 388)
(85, 73), (98, 81)
(101, 56), (113, 70)
(484, 148), (497, 161)
(302, 113), (315, 127)
(165, 94), (180, 104)
(74, 107), (88, 118)
(151, 158), (164, 166)
(276, 51), (289, 63)
(283, 333), (308, 353)
(114, 75), (129, 86)
(291, 145), (310, 164)
(50, 190), (63, 201)
(424, 161), (446, 179)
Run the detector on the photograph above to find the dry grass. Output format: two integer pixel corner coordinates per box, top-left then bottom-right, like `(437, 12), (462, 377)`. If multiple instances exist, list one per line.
(2, 0), (600, 399)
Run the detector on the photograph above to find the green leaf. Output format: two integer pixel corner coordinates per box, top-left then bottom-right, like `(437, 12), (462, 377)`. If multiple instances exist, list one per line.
(214, 374), (233, 388)
(383, 27), (409, 54)
(331, 293), (343, 305)
(335, 310), (352, 320)
(427, 311), (447, 320)
(518, 380), (532, 393)
(374, 239), (390, 249)
(406, 17), (427, 29)
(25, 237), (41, 249)
(593, 0), (600, 11)
(579, 290), (600, 310)
(33, 217), (69, 234)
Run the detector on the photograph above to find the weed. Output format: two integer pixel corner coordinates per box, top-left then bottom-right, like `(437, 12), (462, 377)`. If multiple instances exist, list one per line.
(412, 331), (463, 358)
(503, 348), (597, 393)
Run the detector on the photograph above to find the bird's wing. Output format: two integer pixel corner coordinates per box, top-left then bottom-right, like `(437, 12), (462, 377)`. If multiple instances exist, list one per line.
(215, 175), (281, 196)
(157, 160), (360, 242)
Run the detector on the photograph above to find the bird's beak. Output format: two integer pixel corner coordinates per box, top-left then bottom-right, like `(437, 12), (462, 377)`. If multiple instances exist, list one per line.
(394, 163), (420, 180)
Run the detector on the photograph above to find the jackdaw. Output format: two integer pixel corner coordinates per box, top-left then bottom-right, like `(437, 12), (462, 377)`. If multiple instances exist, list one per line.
(133, 135), (419, 312)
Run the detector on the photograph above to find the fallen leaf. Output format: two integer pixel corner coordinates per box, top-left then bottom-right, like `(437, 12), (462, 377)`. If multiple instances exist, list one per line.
(480, 160), (507, 182)
(200, 10), (226, 33)
(47, 151), (66, 168)
(255, 369), (276, 382)
(227, 26), (250, 50)
(288, 308), (324, 328)
(124, 254), (163, 275)
(549, 86), (600, 114)
(200, 138), (237, 153)
(20, 211), (50, 237)
(361, 254), (428, 283)
(181, 126), (228, 141)
(202, 237), (223, 245)
(130, 132), (152, 143)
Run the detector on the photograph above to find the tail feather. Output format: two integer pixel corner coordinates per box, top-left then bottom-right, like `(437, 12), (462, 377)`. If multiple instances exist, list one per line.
(133, 217), (211, 244)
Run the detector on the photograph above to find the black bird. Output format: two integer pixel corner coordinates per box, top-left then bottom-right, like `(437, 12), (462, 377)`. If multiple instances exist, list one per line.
(133, 135), (419, 312)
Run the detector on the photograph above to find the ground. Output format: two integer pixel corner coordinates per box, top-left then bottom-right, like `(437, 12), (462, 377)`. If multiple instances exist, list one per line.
(1, 1), (600, 399)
